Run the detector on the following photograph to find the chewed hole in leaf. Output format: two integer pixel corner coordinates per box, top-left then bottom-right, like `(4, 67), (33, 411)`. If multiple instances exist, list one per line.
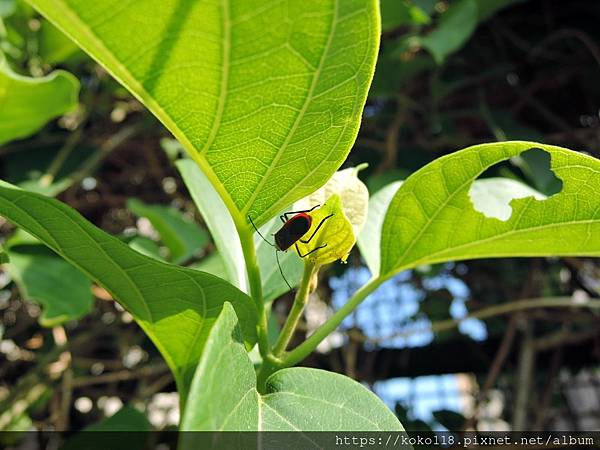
(468, 148), (562, 221)
(511, 148), (563, 195)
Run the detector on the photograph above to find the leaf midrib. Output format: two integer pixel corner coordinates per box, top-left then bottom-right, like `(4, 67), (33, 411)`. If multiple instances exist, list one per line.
(399, 218), (600, 271)
(6, 193), (152, 321)
(199, 0), (230, 156)
(241, 0), (339, 217)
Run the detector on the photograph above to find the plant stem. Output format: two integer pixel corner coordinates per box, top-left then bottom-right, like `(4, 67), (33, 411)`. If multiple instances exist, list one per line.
(282, 274), (386, 367)
(237, 223), (270, 358)
(273, 262), (316, 356)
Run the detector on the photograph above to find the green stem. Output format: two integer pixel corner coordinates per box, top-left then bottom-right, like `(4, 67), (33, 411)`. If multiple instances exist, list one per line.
(282, 274), (386, 367)
(237, 223), (270, 358)
(273, 262), (316, 356)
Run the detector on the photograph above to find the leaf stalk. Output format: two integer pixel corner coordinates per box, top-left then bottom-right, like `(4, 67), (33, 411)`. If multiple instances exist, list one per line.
(273, 262), (317, 356)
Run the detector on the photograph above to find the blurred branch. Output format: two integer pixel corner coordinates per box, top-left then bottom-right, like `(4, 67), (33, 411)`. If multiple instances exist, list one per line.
(68, 123), (144, 187)
(352, 297), (600, 344)
(376, 106), (404, 174)
(462, 315), (519, 432)
(40, 128), (84, 187)
(530, 28), (600, 69)
(51, 326), (72, 431)
(513, 319), (535, 431)
(71, 362), (169, 388)
(0, 337), (74, 430)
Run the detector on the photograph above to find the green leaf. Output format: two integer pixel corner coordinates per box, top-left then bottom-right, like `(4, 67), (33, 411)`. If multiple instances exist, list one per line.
(62, 406), (151, 450)
(0, 54), (79, 145)
(181, 303), (404, 432)
(176, 159), (246, 290)
(420, 0), (478, 64)
(358, 180), (402, 277)
(295, 165), (369, 236)
(38, 19), (82, 65)
(296, 194), (355, 265)
(127, 198), (208, 265)
(127, 236), (164, 261)
(27, 0), (380, 227)
(6, 244), (93, 326)
(380, 0), (430, 31)
(380, 142), (600, 277)
(190, 252), (228, 280)
(0, 181), (257, 399)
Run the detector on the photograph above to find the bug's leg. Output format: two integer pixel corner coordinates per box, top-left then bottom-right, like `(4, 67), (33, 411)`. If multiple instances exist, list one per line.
(282, 204), (320, 221)
(279, 215), (286, 223)
(299, 214), (334, 244)
(275, 250), (293, 290)
(247, 215), (275, 247)
(295, 242), (327, 258)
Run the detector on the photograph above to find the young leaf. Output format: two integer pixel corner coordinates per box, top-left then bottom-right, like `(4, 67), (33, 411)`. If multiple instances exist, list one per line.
(27, 0), (380, 227)
(357, 180), (402, 277)
(176, 159), (246, 290)
(127, 198), (208, 264)
(181, 303), (404, 432)
(6, 245), (93, 326)
(0, 53), (79, 145)
(380, 142), (600, 277)
(295, 165), (370, 235)
(0, 181), (257, 399)
(296, 194), (355, 265)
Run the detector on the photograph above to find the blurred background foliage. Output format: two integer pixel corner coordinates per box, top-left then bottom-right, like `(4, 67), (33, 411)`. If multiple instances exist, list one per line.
(0, 0), (599, 438)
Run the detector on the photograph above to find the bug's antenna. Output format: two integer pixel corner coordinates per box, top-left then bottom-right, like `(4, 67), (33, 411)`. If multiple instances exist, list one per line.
(247, 215), (275, 247)
(275, 250), (293, 291)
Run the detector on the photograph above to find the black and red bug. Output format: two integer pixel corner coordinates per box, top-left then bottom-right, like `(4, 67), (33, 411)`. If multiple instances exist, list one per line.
(248, 205), (334, 289)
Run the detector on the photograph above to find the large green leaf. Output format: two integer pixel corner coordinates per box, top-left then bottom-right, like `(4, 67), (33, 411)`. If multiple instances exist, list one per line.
(181, 303), (403, 433)
(28, 0), (380, 226)
(359, 177), (543, 276)
(380, 142), (600, 276)
(0, 54), (79, 145)
(0, 181), (257, 399)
